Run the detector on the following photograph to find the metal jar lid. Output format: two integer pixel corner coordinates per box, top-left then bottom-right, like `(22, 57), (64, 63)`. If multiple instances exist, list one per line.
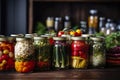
(34, 36), (45, 40)
(82, 34), (92, 38)
(90, 37), (104, 41)
(71, 36), (85, 41)
(16, 37), (32, 41)
(53, 37), (66, 41)
(0, 37), (7, 41)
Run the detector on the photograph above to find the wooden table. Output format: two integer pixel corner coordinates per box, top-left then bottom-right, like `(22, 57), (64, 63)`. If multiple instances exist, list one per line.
(0, 68), (120, 80)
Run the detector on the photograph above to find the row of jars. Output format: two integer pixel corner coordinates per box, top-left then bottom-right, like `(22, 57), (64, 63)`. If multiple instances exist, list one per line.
(0, 34), (106, 73)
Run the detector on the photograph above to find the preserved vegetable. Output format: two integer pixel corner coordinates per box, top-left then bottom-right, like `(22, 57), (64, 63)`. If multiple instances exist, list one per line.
(90, 37), (106, 68)
(33, 37), (51, 71)
(15, 37), (35, 73)
(52, 37), (69, 69)
(71, 37), (89, 68)
(0, 37), (14, 71)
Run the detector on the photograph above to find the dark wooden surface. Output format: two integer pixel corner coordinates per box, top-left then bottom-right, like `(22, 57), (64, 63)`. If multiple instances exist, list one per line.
(0, 68), (120, 80)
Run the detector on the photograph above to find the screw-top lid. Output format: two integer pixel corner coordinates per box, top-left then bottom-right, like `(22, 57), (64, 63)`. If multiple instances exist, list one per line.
(99, 17), (105, 21)
(0, 37), (7, 41)
(80, 21), (86, 24)
(53, 37), (66, 41)
(90, 9), (98, 14)
(16, 37), (32, 41)
(90, 37), (104, 41)
(82, 34), (92, 38)
(71, 36), (85, 40)
(34, 36), (45, 40)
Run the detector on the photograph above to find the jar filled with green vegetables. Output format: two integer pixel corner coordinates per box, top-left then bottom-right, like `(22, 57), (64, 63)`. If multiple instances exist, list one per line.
(33, 37), (51, 71)
(90, 37), (106, 68)
(52, 37), (69, 70)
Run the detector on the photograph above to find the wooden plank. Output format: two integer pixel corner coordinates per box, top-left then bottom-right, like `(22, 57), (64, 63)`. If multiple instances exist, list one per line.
(28, 0), (33, 33)
(0, 68), (120, 79)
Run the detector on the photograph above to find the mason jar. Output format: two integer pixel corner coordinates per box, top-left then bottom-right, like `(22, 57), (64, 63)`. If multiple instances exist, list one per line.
(71, 37), (89, 69)
(15, 37), (35, 73)
(90, 37), (106, 68)
(33, 37), (51, 71)
(52, 37), (69, 70)
(0, 37), (14, 71)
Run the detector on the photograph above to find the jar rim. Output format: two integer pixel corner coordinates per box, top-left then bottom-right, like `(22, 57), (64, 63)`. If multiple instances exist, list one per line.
(53, 37), (66, 40)
(34, 36), (45, 40)
(16, 37), (31, 41)
(82, 34), (92, 38)
(71, 36), (85, 40)
(90, 37), (104, 41)
(0, 37), (7, 41)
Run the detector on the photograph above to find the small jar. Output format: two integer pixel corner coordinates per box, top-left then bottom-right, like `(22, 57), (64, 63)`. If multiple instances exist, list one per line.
(46, 17), (54, 29)
(0, 37), (14, 71)
(52, 37), (69, 69)
(90, 37), (106, 68)
(33, 37), (51, 71)
(71, 37), (89, 69)
(79, 21), (87, 34)
(54, 17), (63, 33)
(15, 37), (35, 73)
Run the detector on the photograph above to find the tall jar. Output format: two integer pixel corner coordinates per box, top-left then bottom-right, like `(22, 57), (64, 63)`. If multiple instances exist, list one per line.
(33, 37), (51, 71)
(88, 9), (98, 34)
(52, 37), (69, 70)
(90, 37), (106, 68)
(0, 37), (14, 71)
(15, 37), (35, 73)
(71, 37), (89, 69)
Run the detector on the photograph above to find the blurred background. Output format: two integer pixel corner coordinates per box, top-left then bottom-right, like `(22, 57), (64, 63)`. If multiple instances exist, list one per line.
(0, 0), (120, 35)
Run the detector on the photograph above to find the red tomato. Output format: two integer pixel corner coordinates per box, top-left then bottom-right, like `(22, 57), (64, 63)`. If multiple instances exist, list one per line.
(79, 51), (87, 59)
(49, 38), (54, 45)
(71, 51), (79, 56)
(58, 31), (64, 37)
(1, 54), (9, 60)
(0, 57), (3, 63)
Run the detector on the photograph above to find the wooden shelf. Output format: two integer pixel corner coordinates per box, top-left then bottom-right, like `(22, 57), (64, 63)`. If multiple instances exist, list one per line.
(0, 68), (120, 79)
(28, 0), (120, 33)
(33, 0), (120, 2)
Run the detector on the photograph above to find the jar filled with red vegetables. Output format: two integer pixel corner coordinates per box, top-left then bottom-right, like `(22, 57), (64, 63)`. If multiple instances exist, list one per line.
(15, 37), (35, 73)
(71, 37), (89, 69)
(52, 37), (69, 70)
(33, 37), (51, 71)
(0, 37), (14, 71)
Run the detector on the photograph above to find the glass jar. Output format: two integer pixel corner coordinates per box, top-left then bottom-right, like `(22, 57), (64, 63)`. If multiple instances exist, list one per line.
(46, 17), (54, 30)
(79, 21), (87, 34)
(15, 37), (35, 73)
(99, 17), (106, 34)
(90, 37), (106, 68)
(33, 37), (51, 71)
(64, 16), (71, 29)
(88, 9), (98, 34)
(0, 37), (14, 71)
(54, 17), (63, 33)
(71, 37), (89, 69)
(52, 37), (69, 69)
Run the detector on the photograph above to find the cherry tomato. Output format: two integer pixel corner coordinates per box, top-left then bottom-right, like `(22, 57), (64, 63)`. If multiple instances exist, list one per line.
(76, 29), (82, 36)
(1, 54), (9, 60)
(71, 51), (79, 56)
(49, 38), (54, 45)
(58, 31), (64, 37)
(79, 51), (87, 59)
